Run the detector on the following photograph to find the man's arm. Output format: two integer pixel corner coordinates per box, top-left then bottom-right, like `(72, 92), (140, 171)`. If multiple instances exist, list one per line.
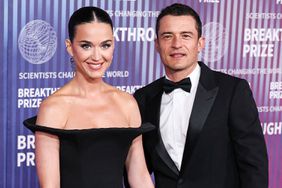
(229, 79), (268, 188)
(133, 90), (153, 174)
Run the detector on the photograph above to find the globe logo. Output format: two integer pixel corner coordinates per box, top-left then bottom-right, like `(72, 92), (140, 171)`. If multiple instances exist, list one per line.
(200, 22), (229, 63)
(18, 19), (57, 64)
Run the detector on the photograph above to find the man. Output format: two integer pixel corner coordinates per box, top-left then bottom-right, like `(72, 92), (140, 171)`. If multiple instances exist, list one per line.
(134, 3), (268, 188)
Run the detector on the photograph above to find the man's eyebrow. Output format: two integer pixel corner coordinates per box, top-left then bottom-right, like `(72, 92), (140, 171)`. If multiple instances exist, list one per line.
(181, 31), (194, 35)
(160, 31), (195, 36)
(160, 32), (173, 36)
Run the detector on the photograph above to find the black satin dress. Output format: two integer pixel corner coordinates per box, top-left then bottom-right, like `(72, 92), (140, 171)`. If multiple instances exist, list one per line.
(24, 116), (154, 188)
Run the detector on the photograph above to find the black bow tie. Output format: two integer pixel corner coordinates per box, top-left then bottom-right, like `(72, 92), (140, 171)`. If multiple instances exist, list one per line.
(163, 77), (192, 94)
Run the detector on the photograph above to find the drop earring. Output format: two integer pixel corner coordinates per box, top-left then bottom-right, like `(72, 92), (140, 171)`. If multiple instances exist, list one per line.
(70, 57), (76, 70)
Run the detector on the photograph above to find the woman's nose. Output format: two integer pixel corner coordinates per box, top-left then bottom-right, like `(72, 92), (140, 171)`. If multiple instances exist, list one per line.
(91, 48), (101, 61)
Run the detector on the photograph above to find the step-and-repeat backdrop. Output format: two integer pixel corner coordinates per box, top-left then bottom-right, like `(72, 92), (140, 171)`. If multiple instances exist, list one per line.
(0, 0), (281, 187)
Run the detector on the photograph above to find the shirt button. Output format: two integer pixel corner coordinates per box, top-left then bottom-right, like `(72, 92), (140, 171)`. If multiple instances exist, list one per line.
(178, 178), (184, 184)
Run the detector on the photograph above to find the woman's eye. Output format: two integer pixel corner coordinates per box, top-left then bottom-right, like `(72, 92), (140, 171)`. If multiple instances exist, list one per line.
(81, 44), (91, 49)
(101, 44), (111, 49)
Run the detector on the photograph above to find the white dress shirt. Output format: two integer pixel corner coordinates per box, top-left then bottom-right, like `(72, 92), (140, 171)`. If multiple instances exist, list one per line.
(160, 64), (200, 170)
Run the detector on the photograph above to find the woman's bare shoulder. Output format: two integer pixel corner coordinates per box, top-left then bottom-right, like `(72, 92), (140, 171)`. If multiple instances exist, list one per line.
(109, 87), (137, 106)
(36, 90), (74, 129)
(110, 88), (141, 127)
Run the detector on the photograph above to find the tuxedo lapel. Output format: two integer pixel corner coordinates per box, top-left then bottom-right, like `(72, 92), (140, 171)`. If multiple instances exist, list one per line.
(180, 62), (219, 173)
(146, 78), (179, 176)
(155, 129), (180, 176)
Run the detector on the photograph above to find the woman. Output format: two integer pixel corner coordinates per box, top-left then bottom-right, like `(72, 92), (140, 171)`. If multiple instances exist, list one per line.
(24, 6), (154, 188)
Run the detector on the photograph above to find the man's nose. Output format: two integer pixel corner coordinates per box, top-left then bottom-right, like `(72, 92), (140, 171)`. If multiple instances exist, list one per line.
(171, 36), (182, 48)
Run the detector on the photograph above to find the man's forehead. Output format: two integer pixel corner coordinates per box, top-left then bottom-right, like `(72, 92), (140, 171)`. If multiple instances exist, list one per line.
(158, 16), (197, 32)
(159, 15), (196, 27)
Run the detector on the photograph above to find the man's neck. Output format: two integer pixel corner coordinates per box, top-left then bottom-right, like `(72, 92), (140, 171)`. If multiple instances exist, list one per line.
(165, 62), (198, 82)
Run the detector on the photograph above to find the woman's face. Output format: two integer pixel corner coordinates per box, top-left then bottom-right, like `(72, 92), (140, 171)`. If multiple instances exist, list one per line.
(66, 22), (114, 80)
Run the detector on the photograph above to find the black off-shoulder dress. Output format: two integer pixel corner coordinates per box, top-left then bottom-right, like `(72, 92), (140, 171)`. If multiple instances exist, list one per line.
(24, 116), (154, 188)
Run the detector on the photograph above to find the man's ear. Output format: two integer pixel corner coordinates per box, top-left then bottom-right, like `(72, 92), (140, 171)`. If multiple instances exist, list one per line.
(197, 36), (205, 52)
(155, 38), (160, 53)
(65, 39), (73, 56)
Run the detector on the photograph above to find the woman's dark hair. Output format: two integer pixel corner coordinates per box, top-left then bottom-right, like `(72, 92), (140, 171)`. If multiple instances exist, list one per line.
(156, 3), (202, 39)
(68, 6), (113, 42)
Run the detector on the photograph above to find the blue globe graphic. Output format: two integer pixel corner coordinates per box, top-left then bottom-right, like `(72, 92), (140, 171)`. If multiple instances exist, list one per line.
(200, 22), (229, 63)
(18, 20), (57, 64)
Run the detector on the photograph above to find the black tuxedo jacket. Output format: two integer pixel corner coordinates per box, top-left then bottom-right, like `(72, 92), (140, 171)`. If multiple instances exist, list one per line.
(134, 62), (268, 188)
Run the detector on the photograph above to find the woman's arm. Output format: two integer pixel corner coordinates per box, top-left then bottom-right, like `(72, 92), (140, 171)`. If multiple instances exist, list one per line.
(35, 131), (60, 188)
(35, 98), (67, 188)
(125, 136), (154, 188)
(124, 95), (154, 188)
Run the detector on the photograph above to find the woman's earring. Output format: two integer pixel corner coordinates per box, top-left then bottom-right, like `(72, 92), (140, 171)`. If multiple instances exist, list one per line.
(70, 57), (75, 70)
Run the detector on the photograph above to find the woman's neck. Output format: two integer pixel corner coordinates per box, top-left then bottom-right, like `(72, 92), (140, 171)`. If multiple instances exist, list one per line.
(71, 74), (107, 97)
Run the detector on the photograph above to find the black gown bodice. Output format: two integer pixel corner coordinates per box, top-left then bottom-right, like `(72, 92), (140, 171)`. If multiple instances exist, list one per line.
(23, 116), (154, 188)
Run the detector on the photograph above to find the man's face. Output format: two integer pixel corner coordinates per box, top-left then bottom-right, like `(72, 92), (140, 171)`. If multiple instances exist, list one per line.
(155, 15), (205, 78)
